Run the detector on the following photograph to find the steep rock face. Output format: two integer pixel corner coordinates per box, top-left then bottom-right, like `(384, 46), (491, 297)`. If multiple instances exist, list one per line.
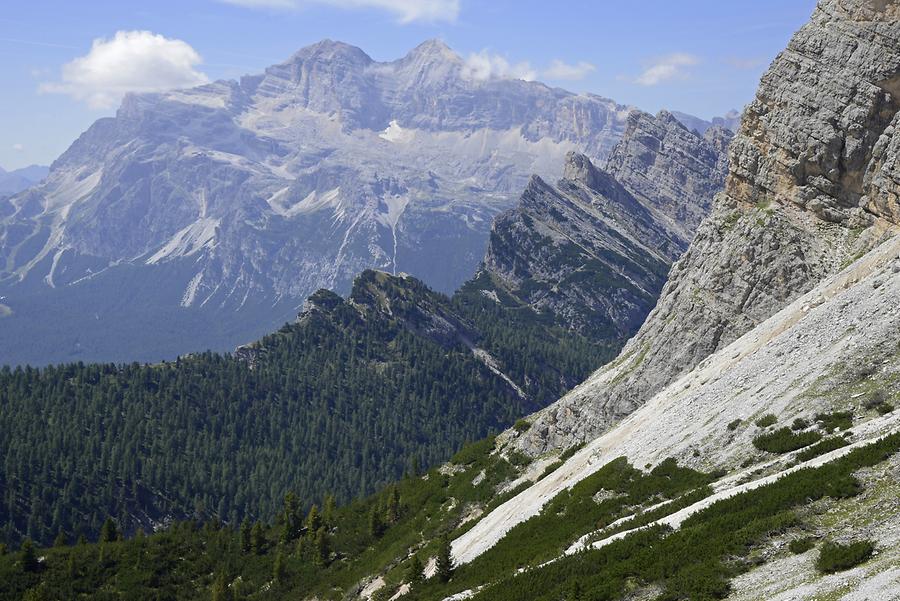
(605, 110), (733, 243)
(468, 109), (730, 343)
(0, 39), (632, 365)
(514, 0), (900, 455)
(473, 158), (672, 342)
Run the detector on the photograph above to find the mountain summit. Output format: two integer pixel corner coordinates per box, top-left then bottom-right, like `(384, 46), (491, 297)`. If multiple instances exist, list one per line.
(0, 39), (634, 365)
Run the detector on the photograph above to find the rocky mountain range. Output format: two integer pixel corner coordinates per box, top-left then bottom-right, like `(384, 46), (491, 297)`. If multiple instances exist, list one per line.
(442, 0), (900, 596)
(511, 0), (900, 456)
(0, 165), (48, 197)
(467, 110), (731, 344)
(0, 39), (638, 366)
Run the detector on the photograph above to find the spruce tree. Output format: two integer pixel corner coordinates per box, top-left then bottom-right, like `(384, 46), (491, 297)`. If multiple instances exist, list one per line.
(368, 507), (385, 539)
(405, 554), (424, 585)
(435, 535), (453, 583)
(99, 517), (118, 543)
(273, 551), (287, 583)
(211, 571), (232, 601)
(323, 494), (336, 528)
(314, 527), (329, 566)
(20, 538), (38, 573)
(385, 486), (400, 523)
(240, 519), (252, 553)
(250, 522), (265, 555)
(305, 505), (321, 537)
(53, 531), (67, 547)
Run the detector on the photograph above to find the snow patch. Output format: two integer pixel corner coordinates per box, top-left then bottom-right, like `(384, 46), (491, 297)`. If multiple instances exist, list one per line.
(379, 119), (414, 144)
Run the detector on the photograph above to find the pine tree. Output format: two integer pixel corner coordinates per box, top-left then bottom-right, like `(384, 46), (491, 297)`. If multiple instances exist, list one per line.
(435, 535), (453, 583)
(211, 571), (232, 601)
(405, 554), (424, 585)
(385, 486), (401, 523)
(323, 494), (336, 528)
(314, 527), (329, 566)
(305, 505), (321, 537)
(240, 519), (252, 553)
(99, 517), (118, 543)
(368, 507), (385, 539)
(53, 530), (67, 547)
(250, 522), (265, 555)
(273, 551), (287, 583)
(20, 538), (39, 573)
(281, 492), (300, 542)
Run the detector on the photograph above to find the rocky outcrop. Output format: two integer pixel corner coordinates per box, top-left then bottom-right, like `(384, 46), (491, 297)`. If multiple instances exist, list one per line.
(605, 110), (732, 244)
(468, 109), (730, 344)
(514, 0), (900, 456)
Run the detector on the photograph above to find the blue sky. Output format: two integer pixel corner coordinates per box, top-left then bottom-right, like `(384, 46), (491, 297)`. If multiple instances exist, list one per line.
(0, 0), (816, 170)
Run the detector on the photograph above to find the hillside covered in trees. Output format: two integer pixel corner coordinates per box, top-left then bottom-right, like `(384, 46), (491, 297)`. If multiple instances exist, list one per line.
(0, 270), (614, 546)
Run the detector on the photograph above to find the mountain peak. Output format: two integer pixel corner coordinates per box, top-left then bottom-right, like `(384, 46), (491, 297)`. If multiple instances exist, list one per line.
(285, 38), (373, 66)
(407, 38), (457, 59)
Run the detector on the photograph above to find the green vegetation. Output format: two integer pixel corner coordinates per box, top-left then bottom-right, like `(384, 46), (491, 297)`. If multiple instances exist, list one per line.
(559, 442), (586, 462)
(752, 427), (822, 454)
(791, 418), (809, 431)
(789, 537), (816, 554)
(512, 419), (531, 433)
(816, 540), (874, 574)
(440, 433), (900, 601)
(755, 414), (777, 428)
(727, 419), (742, 431)
(2, 431), (897, 601)
(0, 271), (614, 547)
(815, 411), (853, 432)
(795, 436), (850, 463)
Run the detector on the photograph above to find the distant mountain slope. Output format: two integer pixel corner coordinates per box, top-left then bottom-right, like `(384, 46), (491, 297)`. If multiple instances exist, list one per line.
(0, 39), (633, 366)
(464, 112), (730, 344)
(0, 164), (48, 196)
(672, 109), (742, 135)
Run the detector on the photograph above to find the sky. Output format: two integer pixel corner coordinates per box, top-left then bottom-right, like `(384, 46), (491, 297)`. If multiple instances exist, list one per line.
(0, 0), (817, 171)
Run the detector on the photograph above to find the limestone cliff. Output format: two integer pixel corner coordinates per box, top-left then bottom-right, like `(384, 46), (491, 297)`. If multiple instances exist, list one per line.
(515, 0), (900, 455)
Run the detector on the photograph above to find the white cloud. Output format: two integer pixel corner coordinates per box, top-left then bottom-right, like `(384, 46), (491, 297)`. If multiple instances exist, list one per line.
(40, 31), (209, 109)
(462, 50), (536, 82)
(463, 52), (596, 84)
(635, 53), (698, 86)
(542, 59), (595, 81)
(12, 144), (24, 152)
(219, 0), (459, 23)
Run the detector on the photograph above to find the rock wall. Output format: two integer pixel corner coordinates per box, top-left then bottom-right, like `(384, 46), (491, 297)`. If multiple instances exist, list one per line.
(514, 0), (900, 455)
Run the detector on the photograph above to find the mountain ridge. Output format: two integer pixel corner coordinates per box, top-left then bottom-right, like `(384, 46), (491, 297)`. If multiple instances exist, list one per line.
(0, 38), (635, 366)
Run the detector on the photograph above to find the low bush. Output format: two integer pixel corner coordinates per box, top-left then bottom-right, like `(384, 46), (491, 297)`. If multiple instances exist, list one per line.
(816, 540), (874, 574)
(755, 414), (777, 428)
(727, 419), (742, 432)
(876, 402), (895, 415)
(451, 436), (497, 466)
(753, 428), (822, 454)
(512, 420), (531, 434)
(559, 443), (586, 462)
(537, 460), (564, 480)
(796, 436), (850, 463)
(789, 537), (815, 554)
(791, 418), (809, 431)
(815, 411), (853, 432)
